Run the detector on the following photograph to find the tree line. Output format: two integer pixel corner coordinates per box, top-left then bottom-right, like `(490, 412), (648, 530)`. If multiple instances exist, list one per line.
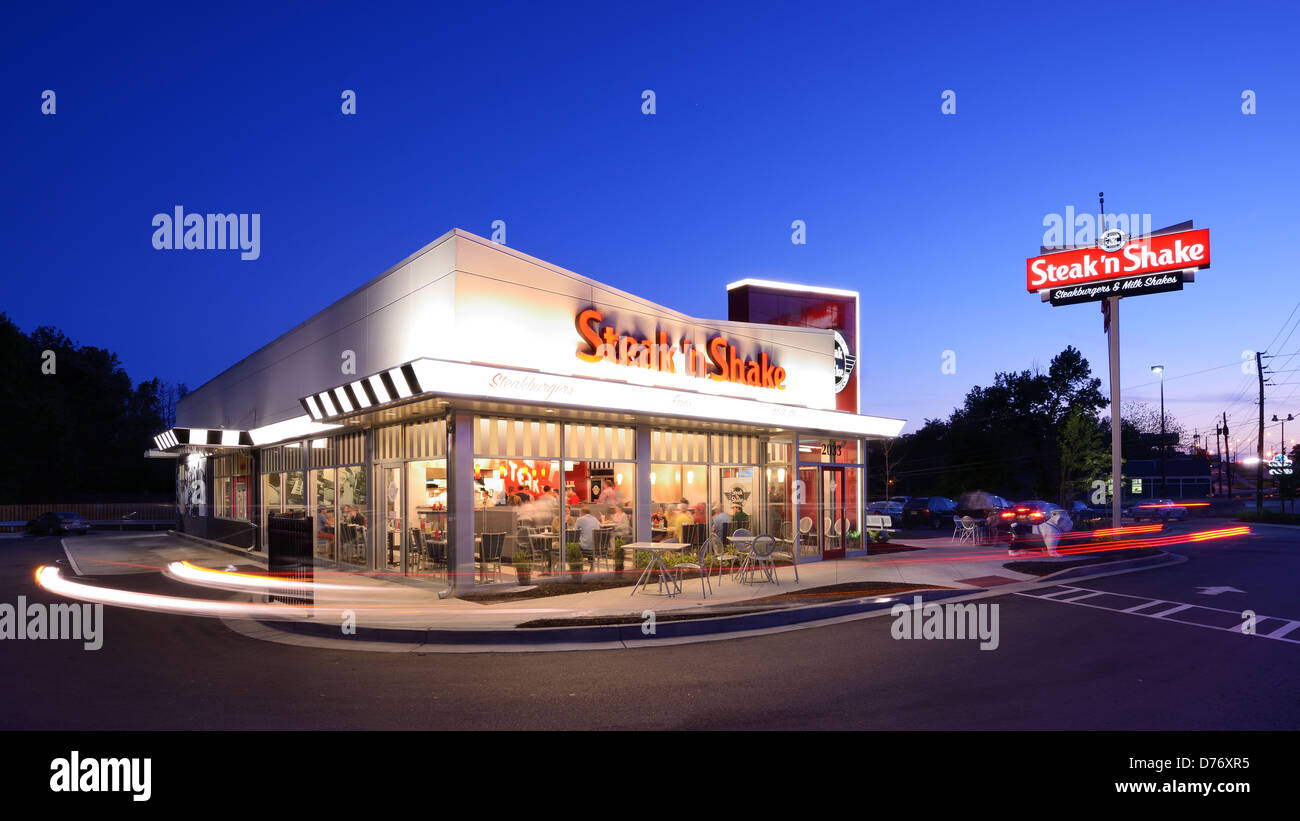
(0, 313), (186, 503)
(870, 346), (1193, 504)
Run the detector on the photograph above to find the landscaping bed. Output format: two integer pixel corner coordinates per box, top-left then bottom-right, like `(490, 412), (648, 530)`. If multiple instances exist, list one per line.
(1004, 547), (1162, 577)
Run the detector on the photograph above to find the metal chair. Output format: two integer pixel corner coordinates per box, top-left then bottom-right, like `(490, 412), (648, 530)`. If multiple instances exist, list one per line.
(704, 533), (736, 584)
(477, 532), (505, 582)
(956, 516), (979, 545)
(672, 537), (713, 598)
(769, 532), (800, 583)
(408, 527), (425, 573)
(682, 522), (707, 549)
(592, 529), (613, 572)
(742, 534), (779, 585)
(798, 516), (813, 546)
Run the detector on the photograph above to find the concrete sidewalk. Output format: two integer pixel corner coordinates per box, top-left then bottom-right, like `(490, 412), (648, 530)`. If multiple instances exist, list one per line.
(51, 529), (1151, 637)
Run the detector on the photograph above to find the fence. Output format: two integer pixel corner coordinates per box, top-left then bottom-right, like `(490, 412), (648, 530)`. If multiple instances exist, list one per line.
(0, 503), (176, 531)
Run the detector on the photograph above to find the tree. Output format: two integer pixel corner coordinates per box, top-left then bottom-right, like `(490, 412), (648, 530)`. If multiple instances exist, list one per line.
(1057, 407), (1108, 506)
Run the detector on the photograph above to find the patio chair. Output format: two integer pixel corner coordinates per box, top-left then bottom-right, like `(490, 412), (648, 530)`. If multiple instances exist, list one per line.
(956, 516), (979, 545)
(672, 537), (713, 598)
(704, 533), (736, 584)
(742, 534), (779, 585)
(798, 516), (814, 547)
(769, 532), (800, 583)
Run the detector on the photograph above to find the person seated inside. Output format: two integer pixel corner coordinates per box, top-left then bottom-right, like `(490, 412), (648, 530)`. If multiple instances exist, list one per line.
(651, 506), (667, 529)
(669, 503), (694, 542)
(692, 503), (707, 524)
(710, 504), (732, 538)
(607, 506), (631, 538)
(575, 508), (601, 564)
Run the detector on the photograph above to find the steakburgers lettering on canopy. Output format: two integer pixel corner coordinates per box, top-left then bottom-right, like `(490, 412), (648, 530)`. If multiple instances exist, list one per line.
(1025, 228), (1210, 292)
(574, 307), (787, 390)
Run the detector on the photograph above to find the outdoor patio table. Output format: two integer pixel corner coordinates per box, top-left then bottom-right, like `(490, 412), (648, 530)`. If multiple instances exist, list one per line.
(728, 534), (757, 580)
(626, 541), (685, 597)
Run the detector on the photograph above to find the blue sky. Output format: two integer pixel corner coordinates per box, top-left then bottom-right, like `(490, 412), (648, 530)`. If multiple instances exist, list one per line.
(4, 1), (1299, 453)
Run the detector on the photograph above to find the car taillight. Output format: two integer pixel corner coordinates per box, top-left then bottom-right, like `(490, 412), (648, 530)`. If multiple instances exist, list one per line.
(1000, 511), (1014, 519)
(1015, 507), (1029, 514)
(1030, 512), (1043, 520)
(923, 508), (930, 515)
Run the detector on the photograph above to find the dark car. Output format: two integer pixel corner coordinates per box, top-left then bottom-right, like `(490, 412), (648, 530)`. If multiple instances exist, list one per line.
(27, 512), (91, 536)
(1000, 501), (1072, 550)
(1069, 500), (1107, 529)
(901, 496), (957, 529)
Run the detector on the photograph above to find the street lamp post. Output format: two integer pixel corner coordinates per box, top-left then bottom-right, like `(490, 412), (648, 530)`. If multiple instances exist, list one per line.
(1151, 365), (1166, 498)
(1274, 413), (1294, 513)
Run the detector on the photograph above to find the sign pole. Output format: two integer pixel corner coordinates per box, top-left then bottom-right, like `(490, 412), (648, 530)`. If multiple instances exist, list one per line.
(1100, 192), (1123, 530)
(1108, 295), (1122, 529)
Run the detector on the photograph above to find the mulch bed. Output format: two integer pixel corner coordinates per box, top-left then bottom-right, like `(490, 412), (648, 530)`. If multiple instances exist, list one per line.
(515, 581), (949, 627)
(1004, 547), (1162, 577)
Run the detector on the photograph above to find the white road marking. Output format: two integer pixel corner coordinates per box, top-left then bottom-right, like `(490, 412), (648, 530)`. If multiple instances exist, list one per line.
(59, 537), (84, 576)
(1195, 586), (1245, 596)
(1017, 587), (1300, 646)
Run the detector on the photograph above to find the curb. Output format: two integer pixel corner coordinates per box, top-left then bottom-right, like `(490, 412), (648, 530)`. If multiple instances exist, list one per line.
(254, 586), (982, 647)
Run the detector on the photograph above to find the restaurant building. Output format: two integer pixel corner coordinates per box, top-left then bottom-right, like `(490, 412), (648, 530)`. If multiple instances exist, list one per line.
(149, 229), (904, 592)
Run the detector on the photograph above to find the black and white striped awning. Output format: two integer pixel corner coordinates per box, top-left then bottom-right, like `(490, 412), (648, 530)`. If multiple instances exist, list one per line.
(300, 363), (424, 422)
(152, 427), (253, 452)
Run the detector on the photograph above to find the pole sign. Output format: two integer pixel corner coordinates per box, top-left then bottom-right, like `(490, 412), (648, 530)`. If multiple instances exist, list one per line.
(1026, 227), (1210, 295)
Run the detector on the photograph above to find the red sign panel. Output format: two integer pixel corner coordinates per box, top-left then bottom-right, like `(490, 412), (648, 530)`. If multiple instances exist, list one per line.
(1026, 228), (1210, 293)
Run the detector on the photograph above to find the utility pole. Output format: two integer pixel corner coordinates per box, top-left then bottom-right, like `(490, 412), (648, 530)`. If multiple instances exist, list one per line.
(1214, 422), (1223, 496)
(1257, 351), (1265, 516)
(1224, 411), (1232, 497)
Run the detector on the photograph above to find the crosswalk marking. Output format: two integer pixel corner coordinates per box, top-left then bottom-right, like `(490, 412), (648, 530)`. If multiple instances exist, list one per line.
(1016, 585), (1300, 646)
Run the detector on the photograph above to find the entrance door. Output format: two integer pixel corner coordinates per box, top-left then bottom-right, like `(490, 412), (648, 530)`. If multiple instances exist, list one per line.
(380, 464), (403, 573)
(821, 467), (847, 560)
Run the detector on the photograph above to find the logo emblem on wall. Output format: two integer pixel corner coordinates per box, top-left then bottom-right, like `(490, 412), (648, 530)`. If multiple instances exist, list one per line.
(832, 330), (855, 393)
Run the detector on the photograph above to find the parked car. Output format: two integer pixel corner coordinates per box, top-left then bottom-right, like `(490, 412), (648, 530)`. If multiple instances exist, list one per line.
(1069, 500), (1107, 529)
(26, 512), (91, 536)
(867, 501), (904, 522)
(1126, 499), (1187, 521)
(955, 491), (1011, 519)
(901, 496), (957, 529)
(1001, 501), (1073, 550)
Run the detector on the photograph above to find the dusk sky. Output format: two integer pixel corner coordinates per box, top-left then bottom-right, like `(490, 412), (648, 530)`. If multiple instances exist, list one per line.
(4, 1), (1299, 454)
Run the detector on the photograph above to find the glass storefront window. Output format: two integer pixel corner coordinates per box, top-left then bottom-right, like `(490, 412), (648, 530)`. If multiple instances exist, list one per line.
(311, 467), (336, 561)
(713, 466), (755, 539)
(285, 471), (305, 513)
(650, 463), (706, 541)
(407, 459), (449, 578)
(337, 465), (368, 566)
